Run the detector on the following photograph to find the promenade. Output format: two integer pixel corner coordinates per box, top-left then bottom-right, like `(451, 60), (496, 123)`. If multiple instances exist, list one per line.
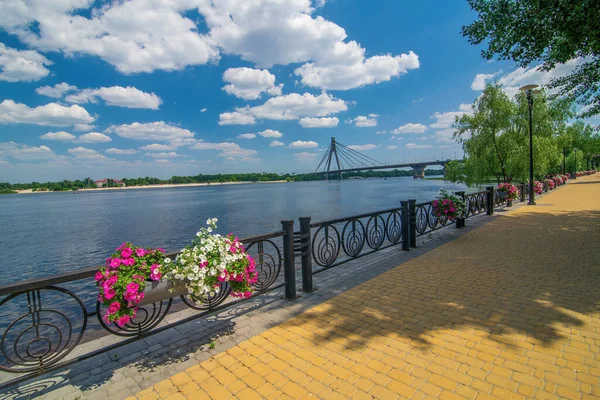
(132, 174), (600, 400)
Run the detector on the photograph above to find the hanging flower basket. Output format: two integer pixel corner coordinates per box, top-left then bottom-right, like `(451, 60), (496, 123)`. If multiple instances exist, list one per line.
(497, 183), (519, 202)
(138, 280), (188, 306)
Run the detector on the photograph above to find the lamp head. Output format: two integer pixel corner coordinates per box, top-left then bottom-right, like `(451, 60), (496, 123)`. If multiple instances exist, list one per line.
(519, 84), (540, 92)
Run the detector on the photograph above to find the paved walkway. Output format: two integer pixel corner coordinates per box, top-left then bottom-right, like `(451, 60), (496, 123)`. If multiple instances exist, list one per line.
(131, 174), (600, 400)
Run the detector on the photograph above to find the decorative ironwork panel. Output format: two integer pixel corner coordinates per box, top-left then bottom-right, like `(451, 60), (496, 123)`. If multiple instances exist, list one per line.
(0, 287), (87, 373)
(385, 211), (403, 244)
(312, 224), (341, 267)
(97, 298), (172, 337)
(246, 240), (282, 293)
(341, 219), (365, 257)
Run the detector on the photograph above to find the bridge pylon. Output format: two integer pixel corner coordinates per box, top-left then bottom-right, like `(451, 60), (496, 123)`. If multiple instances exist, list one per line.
(315, 137), (384, 180)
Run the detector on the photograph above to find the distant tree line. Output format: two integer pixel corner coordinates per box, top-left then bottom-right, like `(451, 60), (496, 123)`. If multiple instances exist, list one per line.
(0, 169), (444, 193)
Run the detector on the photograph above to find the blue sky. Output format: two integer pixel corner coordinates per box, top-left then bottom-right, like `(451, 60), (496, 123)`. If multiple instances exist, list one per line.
(0, 0), (589, 183)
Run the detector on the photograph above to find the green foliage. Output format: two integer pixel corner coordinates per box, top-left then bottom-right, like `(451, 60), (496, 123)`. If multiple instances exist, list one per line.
(462, 0), (600, 120)
(453, 83), (598, 184)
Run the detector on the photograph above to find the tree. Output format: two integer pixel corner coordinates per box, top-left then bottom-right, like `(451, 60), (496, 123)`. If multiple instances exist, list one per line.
(462, 0), (600, 119)
(454, 83), (515, 183)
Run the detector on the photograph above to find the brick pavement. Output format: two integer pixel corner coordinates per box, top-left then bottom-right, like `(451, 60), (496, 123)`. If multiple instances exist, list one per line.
(131, 174), (600, 400)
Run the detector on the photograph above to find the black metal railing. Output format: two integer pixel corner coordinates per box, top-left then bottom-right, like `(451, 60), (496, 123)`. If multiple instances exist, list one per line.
(0, 227), (292, 388)
(309, 207), (403, 270)
(1, 178), (572, 388)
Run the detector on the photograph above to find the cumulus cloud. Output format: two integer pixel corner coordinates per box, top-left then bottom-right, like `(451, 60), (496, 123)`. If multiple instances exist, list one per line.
(471, 72), (500, 91)
(73, 123), (95, 132)
(257, 129), (283, 138)
(222, 68), (283, 100)
(74, 132), (112, 143)
(347, 144), (377, 151)
(299, 117), (339, 128)
(429, 104), (473, 129)
(106, 148), (138, 155)
(218, 110), (256, 126)
(108, 122), (194, 141)
(392, 123), (427, 134)
(145, 152), (179, 158)
(67, 147), (107, 160)
(0, 142), (56, 161)
(289, 140), (318, 149)
(40, 131), (76, 141)
(0, 100), (95, 127)
(387, 145), (398, 150)
(65, 86), (162, 109)
(36, 82), (77, 98)
(139, 143), (177, 151)
(347, 115), (377, 127)
(270, 140), (284, 147)
(237, 133), (257, 139)
(191, 142), (257, 158)
(294, 152), (318, 162)
(406, 143), (433, 149)
(200, 108), (207, 112)
(0, 42), (51, 82)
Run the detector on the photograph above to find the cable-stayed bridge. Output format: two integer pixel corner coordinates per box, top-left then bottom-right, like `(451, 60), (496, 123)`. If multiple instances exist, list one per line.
(313, 137), (459, 179)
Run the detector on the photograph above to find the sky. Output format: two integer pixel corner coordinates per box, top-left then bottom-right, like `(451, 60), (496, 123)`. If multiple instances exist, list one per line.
(0, 0), (593, 183)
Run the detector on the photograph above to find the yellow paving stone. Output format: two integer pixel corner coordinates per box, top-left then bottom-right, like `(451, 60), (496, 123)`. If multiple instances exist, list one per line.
(138, 392), (159, 400)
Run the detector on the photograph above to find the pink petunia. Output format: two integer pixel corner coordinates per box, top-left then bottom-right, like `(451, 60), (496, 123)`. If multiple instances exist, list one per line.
(116, 243), (127, 251)
(109, 258), (122, 268)
(107, 301), (121, 315)
(121, 258), (135, 267)
(121, 248), (133, 258)
(94, 271), (104, 281)
(105, 288), (116, 300)
(135, 248), (146, 257)
(116, 314), (131, 327)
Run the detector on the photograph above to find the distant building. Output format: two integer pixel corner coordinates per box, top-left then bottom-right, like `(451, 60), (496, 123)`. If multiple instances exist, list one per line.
(94, 179), (125, 188)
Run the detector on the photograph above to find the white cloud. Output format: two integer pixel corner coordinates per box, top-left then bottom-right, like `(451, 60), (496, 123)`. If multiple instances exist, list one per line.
(0, 142), (56, 161)
(298, 117), (339, 128)
(40, 131), (76, 141)
(471, 71), (499, 91)
(412, 98), (423, 103)
(270, 140), (284, 147)
(74, 132), (112, 143)
(200, 108), (207, 113)
(347, 144), (377, 151)
(392, 123), (427, 134)
(222, 67), (283, 100)
(73, 123), (95, 132)
(155, 159), (170, 163)
(429, 104), (473, 129)
(139, 143), (177, 151)
(145, 152), (179, 158)
(237, 133), (257, 139)
(218, 110), (256, 126)
(0, 42), (51, 82)
(67, 147), (107, 160)
(295, 51), (419, 90)
(289, 140), (318, 149)
(0, 1), (218, 74)
(253, 92), (348, 120)
(0, 100), (95, 127)
(65, 86), (162, 109)
(106, 148), (138, 155)
(257, 129), (283, 138)
(431, 128), (456, 144)
(191, 142), (257, 158)
(108, 122), (194, 141)
(36, 82), (77, 98)
(349, 115), (377, 127)
(376, 130), (387, 135)
(387, 145), (398, 150)
(406, 143), (433, 149)
(294, 152), (318, 162)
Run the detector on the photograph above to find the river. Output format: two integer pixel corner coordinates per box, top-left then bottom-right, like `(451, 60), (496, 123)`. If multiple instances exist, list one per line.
(0, 177), (468, 283)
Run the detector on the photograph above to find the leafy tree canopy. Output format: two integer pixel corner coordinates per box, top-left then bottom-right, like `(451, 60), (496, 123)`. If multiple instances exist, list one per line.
(462, 0), (600, 119)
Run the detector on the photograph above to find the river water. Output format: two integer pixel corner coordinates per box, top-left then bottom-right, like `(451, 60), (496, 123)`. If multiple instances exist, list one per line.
(0, 177), (467, 283)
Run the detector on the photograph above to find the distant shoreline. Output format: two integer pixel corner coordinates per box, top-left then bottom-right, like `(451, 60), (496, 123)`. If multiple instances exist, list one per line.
(15, 180), (289, 194)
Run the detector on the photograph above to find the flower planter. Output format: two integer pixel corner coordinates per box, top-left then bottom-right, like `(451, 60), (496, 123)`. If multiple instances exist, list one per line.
(497, 191), (507, 200)
(138, 280), (188, 306)
(506, 200), (513, 207)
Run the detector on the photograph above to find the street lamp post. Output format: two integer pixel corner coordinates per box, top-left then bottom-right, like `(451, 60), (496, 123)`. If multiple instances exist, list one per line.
(574, 148), (578, 178)
(520, 84), (539, 205)
(563, 147), (566, 174)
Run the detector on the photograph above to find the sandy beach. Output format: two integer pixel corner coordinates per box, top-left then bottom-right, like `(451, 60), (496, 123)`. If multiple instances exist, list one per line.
(15, 180), (289, 194)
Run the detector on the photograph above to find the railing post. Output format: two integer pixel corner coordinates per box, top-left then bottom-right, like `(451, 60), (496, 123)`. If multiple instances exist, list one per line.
(299, 217), (314, 293)
(408, 200), (417, 248)
(544, 180), (549, 192)
(281, 220), (297, 299)
(400, 201), (410, 251)
(520, 183), (526, 202)
(486, 186), (494, 215)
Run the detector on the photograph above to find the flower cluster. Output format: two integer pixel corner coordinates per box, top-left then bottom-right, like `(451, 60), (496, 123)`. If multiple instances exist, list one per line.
(165, 218), (258, 303)
(432, 189), (467, 219)
(497, 183), (519, 202)
(533, 181), (544, 195)
(547, 179), (555, 189)
(96, 244), (167, 326)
